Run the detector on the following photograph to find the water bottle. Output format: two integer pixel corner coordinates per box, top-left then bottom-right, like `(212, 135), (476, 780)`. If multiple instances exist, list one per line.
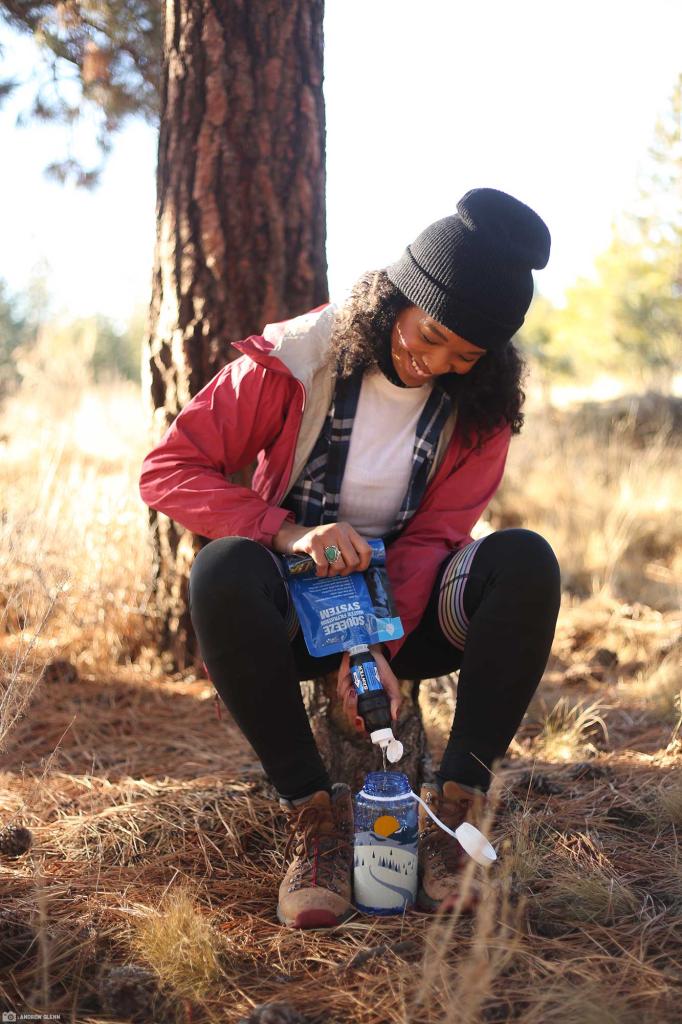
(353, 771), (418, 915)
(348, 644), (403, 764)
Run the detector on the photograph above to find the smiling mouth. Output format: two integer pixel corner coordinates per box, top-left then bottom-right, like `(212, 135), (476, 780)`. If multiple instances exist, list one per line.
(396, 325), (432, 379)
(407, 351), (431, 378)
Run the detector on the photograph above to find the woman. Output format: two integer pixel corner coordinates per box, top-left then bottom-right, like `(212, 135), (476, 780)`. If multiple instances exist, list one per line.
(139, 187), (561, 929)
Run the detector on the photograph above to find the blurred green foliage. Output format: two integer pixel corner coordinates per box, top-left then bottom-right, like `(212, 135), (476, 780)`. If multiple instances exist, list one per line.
(0, 273), (146, 401)
(0, 0), (161, 187)
(520, 73), (682, 392)
(0, 277), (31, 397)
(89, 308), (145, 382)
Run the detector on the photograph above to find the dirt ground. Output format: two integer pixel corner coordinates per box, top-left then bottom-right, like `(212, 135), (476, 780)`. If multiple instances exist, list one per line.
(0, 380), (680, 1022)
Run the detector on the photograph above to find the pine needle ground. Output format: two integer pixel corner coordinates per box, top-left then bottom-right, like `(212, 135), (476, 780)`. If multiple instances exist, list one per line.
(0, 376), (680, 1022)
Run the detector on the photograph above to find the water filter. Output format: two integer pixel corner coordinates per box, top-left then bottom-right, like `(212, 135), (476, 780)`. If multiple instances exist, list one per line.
(348, 644), (403, 763)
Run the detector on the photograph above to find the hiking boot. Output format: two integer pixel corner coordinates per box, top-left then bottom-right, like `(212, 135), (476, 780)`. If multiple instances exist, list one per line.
(417, 780), (489, 913)
(277, 783), (354, 929)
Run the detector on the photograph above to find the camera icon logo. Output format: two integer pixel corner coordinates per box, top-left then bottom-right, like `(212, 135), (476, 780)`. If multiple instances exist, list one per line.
(2, 1012), (17, 1022)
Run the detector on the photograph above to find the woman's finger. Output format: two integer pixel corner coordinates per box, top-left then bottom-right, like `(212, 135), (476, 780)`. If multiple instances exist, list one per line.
(337, 653), (351, 698)
(343, 688), (363, 731)
(347, 526), (374, 572)
(330, 530), (358, 576)
(309, 537), (331, 578)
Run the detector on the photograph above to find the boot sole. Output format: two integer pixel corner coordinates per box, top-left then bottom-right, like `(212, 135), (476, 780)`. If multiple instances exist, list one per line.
(417, 882), (479, 914)
(276, 902), (354, 929)
(417, 883), (440, 913)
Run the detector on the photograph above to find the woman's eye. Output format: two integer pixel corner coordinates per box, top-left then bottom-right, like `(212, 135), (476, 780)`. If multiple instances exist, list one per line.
(421, 332), (478, 364)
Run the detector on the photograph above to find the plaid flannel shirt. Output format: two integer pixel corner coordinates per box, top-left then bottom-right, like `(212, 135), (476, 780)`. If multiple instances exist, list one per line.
(282, 363), (453, 545)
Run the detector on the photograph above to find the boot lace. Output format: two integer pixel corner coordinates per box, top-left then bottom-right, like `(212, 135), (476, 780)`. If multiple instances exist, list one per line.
(421, 794), (474, 874)
(283, 803), (350, 889)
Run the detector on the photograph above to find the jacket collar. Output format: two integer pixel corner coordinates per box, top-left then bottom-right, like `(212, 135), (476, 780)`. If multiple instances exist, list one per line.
(231, 303), (337, 394)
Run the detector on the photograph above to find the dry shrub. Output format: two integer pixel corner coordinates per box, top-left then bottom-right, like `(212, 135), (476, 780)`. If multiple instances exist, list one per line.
(0, 370), (156, 694)
(0, 568), (64, 754)
(496, 808), (548, 889)
(54, 780), (279, 873)
(531, 697), (609, 762)
(537, 864), (641, 926)
(131, 883), (225, 1001)
(418, 675), (457, 763)
(404, 781), (523, 1024)
(654, 770), (682, 828)
(491, 407), (681, 609)
(629, 644), (682, 724)
(525, 976), (643, 1024)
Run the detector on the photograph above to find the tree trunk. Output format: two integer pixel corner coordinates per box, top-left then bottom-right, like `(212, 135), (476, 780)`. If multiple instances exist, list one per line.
(141, 0), (431, 788)
(142, 0), (327, 671)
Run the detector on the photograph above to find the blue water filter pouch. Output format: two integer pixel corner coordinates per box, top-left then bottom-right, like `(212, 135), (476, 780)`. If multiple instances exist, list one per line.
(281, 539), (404, 657)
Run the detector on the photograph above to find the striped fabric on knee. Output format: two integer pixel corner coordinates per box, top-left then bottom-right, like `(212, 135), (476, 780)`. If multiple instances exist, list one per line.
(436, 537), (486, 650)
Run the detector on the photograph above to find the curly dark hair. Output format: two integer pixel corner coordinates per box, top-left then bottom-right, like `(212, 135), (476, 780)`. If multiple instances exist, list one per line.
(328, 270), (527, 450)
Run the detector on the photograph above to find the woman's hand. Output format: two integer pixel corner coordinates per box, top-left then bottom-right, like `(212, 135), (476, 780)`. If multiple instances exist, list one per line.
(272, 520), (373, 578)
(337, 644), (402, 734)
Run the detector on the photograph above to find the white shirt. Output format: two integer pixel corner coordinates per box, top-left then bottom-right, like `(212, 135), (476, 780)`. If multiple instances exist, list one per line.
(338, 367), (433, 537)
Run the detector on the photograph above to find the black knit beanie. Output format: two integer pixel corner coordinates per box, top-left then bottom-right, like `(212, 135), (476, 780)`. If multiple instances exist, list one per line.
(386, 188), (551, 352)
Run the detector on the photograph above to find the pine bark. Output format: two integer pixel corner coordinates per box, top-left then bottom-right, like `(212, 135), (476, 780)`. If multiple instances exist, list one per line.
(142, 0), (327, 670)
(142, 0), (430, 788)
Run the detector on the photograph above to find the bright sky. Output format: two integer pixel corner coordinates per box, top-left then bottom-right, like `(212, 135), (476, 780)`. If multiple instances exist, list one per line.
(1, 0), (681, 328)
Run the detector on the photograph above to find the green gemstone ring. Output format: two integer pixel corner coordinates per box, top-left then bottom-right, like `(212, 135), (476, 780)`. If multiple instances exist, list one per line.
(324, 544), (342, 564)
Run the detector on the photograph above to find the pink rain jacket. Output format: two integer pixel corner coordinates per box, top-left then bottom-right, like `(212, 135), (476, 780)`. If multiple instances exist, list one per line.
(138, 304), (511, 661)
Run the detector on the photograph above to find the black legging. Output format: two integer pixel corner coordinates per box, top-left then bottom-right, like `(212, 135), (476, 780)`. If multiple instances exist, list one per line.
(188, 528), (561, 798)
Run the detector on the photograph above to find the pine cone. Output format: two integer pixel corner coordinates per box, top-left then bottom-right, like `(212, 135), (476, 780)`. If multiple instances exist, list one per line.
(98, 964), (183, 1024)
(239, 1003), (311, 1024)
(0, 824), (32, 858)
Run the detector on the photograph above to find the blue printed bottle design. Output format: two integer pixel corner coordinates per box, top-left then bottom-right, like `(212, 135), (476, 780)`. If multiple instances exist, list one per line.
(353, 771), (418, 915)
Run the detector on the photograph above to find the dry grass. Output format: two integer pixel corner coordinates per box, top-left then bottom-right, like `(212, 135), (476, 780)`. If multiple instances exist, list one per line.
(0, 373), (681, 1022)
(0, 371), (157, 685)
(491, 402), (682, 610)
(130, 885), (227, 1000)
(531, 696), (610, 762)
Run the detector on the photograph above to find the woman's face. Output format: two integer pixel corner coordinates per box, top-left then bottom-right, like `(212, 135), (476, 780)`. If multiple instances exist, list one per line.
(390, 306), (487, 386)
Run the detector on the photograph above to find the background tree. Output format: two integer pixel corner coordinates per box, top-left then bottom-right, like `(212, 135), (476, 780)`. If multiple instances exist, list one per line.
(517, 292), (575, 403)
(0, 278), (30, 399)
(609, 71), (682, 389)
(543, 72), (682, 390)
(0, 265), (51, 401)
(143, 0), (328, 670)
(0, 0), (160, 186)
(0, 0), (449, 788)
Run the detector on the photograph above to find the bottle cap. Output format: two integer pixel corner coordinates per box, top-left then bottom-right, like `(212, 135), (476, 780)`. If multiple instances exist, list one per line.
(370, 729), (404, 764)
(454, 822), (497, 865)
(386, 738), (404, 763)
